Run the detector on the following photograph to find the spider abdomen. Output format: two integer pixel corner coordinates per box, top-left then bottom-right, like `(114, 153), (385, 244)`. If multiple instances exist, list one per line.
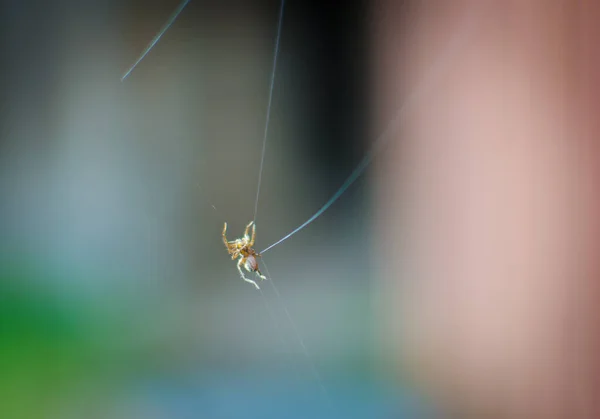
(245, 255), (258, 272)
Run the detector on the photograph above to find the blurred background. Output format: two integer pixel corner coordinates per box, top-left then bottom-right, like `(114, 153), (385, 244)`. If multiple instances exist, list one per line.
(0, 0), (428, 417)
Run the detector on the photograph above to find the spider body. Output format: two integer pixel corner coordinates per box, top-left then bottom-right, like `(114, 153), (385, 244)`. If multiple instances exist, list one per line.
(222, 221), (267, 289)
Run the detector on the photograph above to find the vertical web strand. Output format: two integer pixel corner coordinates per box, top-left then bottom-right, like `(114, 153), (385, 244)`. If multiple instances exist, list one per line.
(253, 0), (286, 224)
(250, 3), (333, 412)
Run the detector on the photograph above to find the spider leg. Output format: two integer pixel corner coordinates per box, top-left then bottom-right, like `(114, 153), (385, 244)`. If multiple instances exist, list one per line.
(222, 223), (229, 248)
(237, 257), (260, 290)
(249, 223), (256, 247)
(243, 221), (253, 241)
(255, 268), (267, 281)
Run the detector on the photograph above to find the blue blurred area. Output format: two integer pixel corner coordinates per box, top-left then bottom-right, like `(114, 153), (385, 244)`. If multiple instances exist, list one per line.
(131, 368), (427, 419)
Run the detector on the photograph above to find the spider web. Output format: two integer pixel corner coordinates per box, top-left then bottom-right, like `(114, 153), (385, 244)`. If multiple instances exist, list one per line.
(120, 1), (479, 416)
(121, 0), (335, 412)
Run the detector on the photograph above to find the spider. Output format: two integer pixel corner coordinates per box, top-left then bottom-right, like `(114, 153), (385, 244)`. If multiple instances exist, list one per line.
(222, 221), (267, 289)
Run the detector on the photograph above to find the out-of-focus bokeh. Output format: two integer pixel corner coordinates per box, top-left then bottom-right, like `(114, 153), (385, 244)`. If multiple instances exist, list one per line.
(375, 1), (600, 418)
(0, 1), (427, 418)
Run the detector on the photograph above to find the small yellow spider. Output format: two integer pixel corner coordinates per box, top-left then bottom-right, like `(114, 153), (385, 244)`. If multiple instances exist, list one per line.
(222, 221), (267, 289)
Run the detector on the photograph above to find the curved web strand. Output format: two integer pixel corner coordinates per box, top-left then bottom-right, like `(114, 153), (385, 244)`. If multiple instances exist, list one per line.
(260, 8), (479, 255)
(121, 0), (191, 81)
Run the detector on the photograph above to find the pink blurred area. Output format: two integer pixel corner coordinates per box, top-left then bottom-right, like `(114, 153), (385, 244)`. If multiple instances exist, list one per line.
(375, 1), (600, 417)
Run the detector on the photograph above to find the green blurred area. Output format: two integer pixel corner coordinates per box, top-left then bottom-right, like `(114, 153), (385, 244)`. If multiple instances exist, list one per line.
(0, 262), (141, 418)
(0, 257), (380, 418)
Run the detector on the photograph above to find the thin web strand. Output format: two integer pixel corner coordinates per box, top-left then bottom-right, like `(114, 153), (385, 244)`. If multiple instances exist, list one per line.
(260, 8), (479, 255)
(257, 286), (287, 353)
(261, 259), (335, 414)
(121, 0), (191, 81)
(253, 0), (286, 224)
